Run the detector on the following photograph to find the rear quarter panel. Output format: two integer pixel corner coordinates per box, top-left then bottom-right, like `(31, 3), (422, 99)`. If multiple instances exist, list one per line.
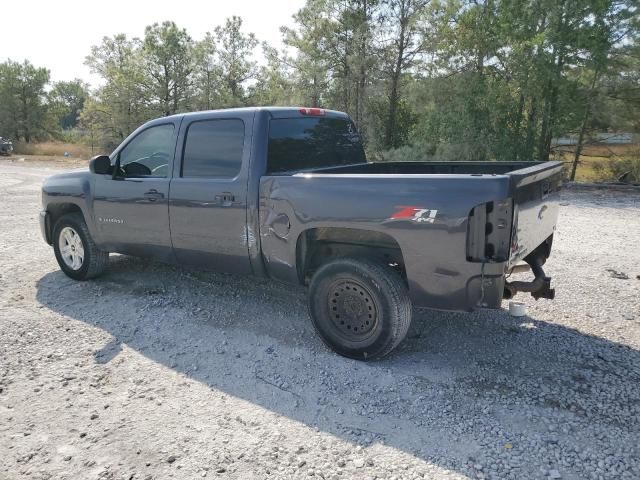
(259, 173), (513, 310)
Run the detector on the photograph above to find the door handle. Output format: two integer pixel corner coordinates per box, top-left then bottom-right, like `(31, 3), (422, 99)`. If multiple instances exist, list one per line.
(215, 192), (235, 207)
(144, 189), (164, 202)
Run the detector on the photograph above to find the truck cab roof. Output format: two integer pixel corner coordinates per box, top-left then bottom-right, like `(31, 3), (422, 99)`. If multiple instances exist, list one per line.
(164, 106), (350, 122)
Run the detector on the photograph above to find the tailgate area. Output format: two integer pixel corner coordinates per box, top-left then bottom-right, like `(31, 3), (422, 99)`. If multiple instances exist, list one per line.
(509, 165), (563, 265)
(465, 161), (563, 305)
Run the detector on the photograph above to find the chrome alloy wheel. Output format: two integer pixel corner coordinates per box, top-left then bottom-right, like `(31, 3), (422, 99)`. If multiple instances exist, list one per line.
(58, 226), (85, 270)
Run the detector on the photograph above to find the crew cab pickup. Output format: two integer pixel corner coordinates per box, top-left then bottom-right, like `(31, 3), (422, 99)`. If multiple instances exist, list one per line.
(40, 107), (562, 359)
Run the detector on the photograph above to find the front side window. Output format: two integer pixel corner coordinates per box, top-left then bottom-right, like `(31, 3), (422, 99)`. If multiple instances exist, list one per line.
(267, 117), (366, 173)
(118, 124), (175, 178)
(182, 119), (244, 178)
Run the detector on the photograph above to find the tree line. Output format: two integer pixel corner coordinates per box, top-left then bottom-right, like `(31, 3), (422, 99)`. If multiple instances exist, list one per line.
(1, 0), (638, 173)
(0, 61), (87, 143)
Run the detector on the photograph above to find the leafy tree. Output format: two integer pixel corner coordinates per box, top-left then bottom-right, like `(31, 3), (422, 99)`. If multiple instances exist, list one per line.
(48, 79), (89, 130)
(602, 44), (640, 132)
(213, 16), (259, 106)
(250, 44), (300, 106)
(0, 60), (21, 139)
(85, 34), (148, 144)
(281, 1), (334, 107)
(567, 0), (639, 179)
(142, 21), (194, 116)
(283, 0), (381, 142)
(192, 32), (222, 110)
(0, 59), (50, 142)
(390, 0), (640, 163)
(78, 97), (108, 154)
(377, 0), (431, 148)
(71, 4), (638, 159)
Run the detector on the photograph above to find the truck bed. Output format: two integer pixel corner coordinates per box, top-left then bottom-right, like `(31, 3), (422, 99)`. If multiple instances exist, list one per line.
(292, 160), (558, 177)
(260, 160), (563, 311)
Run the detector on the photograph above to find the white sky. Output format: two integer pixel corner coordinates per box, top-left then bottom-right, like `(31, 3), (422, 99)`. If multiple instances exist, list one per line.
(1, 0), (305, 87)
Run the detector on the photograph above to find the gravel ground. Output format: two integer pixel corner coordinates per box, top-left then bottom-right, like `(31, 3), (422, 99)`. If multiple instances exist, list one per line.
(1, 159), (639, 480)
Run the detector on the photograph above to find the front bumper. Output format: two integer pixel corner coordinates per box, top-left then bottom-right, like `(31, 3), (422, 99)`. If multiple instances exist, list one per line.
(40, 210), (52, 245)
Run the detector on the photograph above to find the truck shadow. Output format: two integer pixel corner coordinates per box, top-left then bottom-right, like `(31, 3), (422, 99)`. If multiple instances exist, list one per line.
(35, 254), (640, 477)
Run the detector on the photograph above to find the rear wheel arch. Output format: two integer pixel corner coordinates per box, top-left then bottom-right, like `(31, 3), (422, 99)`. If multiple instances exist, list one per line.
(296, 227), (407, 286)
(308, 256), (413, 360)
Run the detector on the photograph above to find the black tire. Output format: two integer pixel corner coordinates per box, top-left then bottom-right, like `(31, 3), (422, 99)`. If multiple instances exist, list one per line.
(308, 258), (412, 360)
(52, 212), (109, 280)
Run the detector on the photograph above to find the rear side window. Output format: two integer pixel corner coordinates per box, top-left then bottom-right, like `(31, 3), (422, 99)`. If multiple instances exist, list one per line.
(267, 117), (366, 173)
(182, 119), (244, 178)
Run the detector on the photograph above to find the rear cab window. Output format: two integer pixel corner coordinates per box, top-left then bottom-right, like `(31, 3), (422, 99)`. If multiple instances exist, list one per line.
(267, 116), (366, 174)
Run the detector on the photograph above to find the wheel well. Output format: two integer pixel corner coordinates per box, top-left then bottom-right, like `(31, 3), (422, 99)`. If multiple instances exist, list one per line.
(296, 227), (407, 285)
(48, 203), (83, 237)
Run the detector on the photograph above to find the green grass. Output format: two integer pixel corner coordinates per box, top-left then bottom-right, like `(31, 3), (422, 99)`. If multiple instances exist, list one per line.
(555, 144), (640, 182)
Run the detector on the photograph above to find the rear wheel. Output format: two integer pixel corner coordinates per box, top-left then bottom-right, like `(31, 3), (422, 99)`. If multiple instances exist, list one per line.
(53, 213), (109, 280)
(308, 258), (412, 360)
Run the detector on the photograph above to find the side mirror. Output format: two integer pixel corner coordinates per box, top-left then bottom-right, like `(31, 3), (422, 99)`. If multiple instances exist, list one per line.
(89, 155), (112, 175)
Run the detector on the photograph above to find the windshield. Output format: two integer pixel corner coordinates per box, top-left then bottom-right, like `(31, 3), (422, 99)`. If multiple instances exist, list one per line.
(267, 117), (366, 174)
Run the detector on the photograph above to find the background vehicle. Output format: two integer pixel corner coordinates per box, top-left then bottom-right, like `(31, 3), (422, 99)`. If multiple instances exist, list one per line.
(40, 107), (562, 359)
(0, 137), (14, 155)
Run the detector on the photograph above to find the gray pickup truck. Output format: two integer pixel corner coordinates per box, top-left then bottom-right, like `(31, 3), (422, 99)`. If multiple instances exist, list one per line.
(40, 107), (562, 359)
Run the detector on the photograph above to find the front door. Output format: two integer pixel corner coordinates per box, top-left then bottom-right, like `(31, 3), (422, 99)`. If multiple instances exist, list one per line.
(93, 121), (179, 260)
(169, 111), (253, 274)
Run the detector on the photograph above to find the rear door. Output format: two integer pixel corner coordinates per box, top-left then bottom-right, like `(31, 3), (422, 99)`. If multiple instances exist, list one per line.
(169, 110), (254, 274)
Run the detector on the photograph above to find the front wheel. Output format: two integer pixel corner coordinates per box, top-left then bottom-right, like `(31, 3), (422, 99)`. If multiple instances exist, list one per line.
(308, 258), (412, 360)
(52, 213), (109, 280)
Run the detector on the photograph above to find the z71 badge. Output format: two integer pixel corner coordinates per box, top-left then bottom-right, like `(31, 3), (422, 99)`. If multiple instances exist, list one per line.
(390, 206), (438, 223)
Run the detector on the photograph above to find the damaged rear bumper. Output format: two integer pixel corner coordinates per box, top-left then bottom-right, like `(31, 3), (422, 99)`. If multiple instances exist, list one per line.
(503, 252), (555, 301)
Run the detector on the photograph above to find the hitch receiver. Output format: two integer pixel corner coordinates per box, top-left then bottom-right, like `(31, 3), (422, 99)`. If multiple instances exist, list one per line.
(504, 255), (555, 301)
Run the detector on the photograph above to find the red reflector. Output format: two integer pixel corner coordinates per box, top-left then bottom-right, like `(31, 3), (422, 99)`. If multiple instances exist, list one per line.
(299, 107), (325, 116)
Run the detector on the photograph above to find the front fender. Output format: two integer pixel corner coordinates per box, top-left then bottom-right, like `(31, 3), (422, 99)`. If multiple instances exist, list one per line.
(42, 170), (97, 240)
